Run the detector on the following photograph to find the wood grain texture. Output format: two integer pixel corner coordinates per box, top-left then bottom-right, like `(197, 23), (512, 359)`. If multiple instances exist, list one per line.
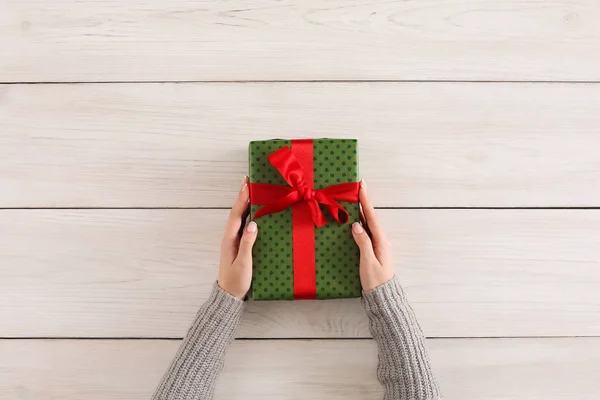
(1, 338), (599, 399)
(2, 82), (600, 207)
(1, 209), (599, 338)
(1, 0), (600, 82)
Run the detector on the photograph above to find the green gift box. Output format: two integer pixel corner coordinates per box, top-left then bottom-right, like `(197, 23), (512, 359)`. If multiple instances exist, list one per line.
(248, 139), (361, 300)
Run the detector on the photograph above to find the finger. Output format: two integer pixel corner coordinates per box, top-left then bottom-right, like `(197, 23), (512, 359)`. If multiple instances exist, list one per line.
(224, 176), (249, 240)
(237, 205), (251, 238)
(221, 177), (249, 265)
(359, 206), (372, 238)
(236, 221), (258, 264)
(351, 222), (376, 261)
(359, 181), (384, 241)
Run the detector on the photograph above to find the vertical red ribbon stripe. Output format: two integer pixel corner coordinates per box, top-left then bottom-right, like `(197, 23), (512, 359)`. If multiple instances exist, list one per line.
(290, 139), (317, 299)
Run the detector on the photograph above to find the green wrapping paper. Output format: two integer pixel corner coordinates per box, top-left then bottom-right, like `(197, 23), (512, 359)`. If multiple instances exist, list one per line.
(249, 139), (361, 300)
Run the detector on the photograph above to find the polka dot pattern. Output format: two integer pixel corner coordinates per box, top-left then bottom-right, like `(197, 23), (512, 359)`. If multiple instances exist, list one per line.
(249, 140), (294, 300)
(249, 139), (361, 300)
(250, 206), (294, 300)
(313, 139), (361, 299)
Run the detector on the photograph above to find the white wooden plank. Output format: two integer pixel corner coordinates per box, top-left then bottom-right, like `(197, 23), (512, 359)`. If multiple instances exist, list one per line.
(1, 0), (600, 82)
(1, 338), (599, 399)
(1, 82), (600, 207)
(1, 209), (599, 338)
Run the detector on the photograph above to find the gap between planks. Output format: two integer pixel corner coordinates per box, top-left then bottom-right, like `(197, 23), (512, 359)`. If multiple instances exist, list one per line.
(2, 207), (600, 210)
(1, 336), (599, 340)
(5, 80), (600, 85)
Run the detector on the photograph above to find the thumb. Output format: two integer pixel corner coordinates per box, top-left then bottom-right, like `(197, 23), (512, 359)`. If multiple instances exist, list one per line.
(237, 221), (258, 262)
(351, 222), (376, 260)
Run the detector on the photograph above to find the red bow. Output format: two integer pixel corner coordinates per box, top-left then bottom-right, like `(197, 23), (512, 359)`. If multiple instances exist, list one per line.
(249, 146), (359, 227)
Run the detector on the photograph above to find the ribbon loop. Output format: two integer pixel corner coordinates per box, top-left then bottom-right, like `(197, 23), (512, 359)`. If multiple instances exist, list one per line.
(250, 146), (359, 227)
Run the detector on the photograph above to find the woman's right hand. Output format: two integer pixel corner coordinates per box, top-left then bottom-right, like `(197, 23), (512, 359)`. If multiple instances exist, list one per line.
(351, 181), (395, 292)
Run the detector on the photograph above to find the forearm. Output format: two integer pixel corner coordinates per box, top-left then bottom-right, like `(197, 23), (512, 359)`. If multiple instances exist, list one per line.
(362, 278), (442, 400)
(152, 283), (244, 400)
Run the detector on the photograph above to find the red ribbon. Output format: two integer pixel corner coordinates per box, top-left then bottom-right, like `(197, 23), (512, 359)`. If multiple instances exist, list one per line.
(249, 139), (359, 299)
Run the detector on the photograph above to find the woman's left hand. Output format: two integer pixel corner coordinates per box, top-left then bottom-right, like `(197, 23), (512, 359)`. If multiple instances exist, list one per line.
(218, 176), (258, 299)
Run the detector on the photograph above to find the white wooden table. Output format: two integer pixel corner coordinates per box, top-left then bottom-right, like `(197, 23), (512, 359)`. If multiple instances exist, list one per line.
(1, 1), (600, 399)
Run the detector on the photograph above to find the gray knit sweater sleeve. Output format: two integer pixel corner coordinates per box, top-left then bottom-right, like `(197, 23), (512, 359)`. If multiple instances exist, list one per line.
(152, 279), (440, 400)
(152, 283), (244, 400)
(362, 278), (442, 400)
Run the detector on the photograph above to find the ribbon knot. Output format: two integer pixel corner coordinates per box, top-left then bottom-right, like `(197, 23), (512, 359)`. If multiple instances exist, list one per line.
(249, 146), (359, 228)
(300, 186), (315, 201)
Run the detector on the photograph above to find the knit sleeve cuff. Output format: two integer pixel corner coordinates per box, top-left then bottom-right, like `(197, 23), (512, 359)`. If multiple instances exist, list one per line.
(361, 277), (408, 314)
(208, 282), (245, 316)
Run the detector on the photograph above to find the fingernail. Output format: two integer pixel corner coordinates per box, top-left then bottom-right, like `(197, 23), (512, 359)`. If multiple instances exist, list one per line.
(241, 176), (248, 190)
(360, 180), (367, 190)
(247, 221), (257, 233)
(352, 222), (364, 234)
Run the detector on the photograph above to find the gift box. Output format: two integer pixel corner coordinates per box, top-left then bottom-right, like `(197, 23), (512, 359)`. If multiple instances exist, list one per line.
(248, 139), (361, 300)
